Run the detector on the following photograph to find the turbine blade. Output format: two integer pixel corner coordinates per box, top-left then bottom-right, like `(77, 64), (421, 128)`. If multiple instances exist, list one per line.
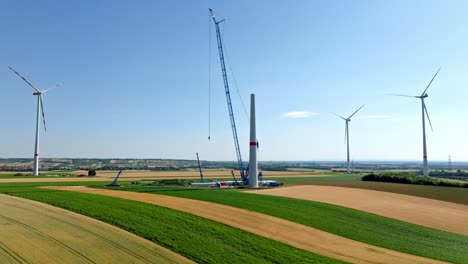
(348, 104), (365, 119)
(8, 66), (41, 93)
(387, 94), (419, 98)
(421, 68), (441, 96)
(333, 113), (347, 120)
(423, 100), (433, 132)
(42, 82), (64, 94)
(39, 95), (47, 132)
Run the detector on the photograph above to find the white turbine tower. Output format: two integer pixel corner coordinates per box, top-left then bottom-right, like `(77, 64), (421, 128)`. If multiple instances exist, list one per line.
(389, 68), (440, 177)
(334, 105), (365, 174)
(9, 67), (60, 176)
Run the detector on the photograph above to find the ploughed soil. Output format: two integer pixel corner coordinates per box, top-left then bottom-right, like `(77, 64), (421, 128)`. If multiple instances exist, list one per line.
(248, 185), (468, 236)
(44, 186), (446, 264)
(0, 194), (193, 264)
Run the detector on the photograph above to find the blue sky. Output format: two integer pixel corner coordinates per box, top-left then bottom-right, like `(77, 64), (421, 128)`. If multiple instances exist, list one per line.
(1, 0), (468, 162)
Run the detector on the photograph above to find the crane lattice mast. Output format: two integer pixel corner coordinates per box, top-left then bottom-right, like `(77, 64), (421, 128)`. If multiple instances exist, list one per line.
(209, 8), (247, 184)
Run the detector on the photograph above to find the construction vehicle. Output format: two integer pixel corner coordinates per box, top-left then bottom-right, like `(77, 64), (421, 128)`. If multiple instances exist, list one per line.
(106, 170), (123, 187)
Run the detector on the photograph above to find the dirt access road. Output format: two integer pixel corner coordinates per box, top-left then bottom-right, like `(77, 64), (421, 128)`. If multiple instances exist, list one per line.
(45, 186), (446, 264)
(0, 194), (193, 264)
(248, 185), (468, 236)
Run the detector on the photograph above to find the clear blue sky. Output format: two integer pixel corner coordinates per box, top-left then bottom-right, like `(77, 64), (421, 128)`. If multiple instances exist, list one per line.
(1, 0), (468, 162)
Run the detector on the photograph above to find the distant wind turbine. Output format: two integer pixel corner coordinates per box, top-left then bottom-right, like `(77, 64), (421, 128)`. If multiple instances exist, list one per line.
(389, 68), (440, 177)
(9, 67), (62, 176)
(334, 104), (365, 174)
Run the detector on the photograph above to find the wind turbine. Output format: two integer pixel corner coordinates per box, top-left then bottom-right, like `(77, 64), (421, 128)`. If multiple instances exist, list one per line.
(389, 68), (440, 177)
(334, 105), (365, 174)
(9, 67), (60, 176)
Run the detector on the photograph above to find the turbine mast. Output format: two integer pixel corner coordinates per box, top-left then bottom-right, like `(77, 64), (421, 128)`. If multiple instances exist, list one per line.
(421, 99), (428, 176)
(33, 95), (41, 176)
(346, 121), (350, 174)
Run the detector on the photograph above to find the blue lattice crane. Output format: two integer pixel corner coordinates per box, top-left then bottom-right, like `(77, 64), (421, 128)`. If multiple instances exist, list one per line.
(209, 8), (248, 185)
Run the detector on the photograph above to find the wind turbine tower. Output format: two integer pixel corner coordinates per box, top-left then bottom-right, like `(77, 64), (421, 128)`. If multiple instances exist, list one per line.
(334, 105), (365, 174)
(390, 69), (440, 177)
(448, 154), (452, 171)
(9, 67), (60, 176)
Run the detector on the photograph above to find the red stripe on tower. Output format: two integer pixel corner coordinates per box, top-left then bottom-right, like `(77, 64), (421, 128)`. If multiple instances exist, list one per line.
(250, 142), (257, 146)
(34, 154), (39, 157)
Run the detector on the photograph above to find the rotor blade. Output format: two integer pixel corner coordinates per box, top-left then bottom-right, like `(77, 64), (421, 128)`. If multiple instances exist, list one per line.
(423, 100), (433, 132)
(387, 94), (419, 98)
(348, 104), (365, 119)
(42, 82), (64, 94)
(421, 68), (441, 96)
(8, 66), (41, 93)
(39, 95), (47, 132)
(333, 113), (347, 120)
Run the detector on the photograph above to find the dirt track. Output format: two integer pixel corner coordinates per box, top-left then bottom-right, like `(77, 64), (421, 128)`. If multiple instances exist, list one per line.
(45, 186), (446, 264)
(248, 185), (468, 236)
(0, 194), (193, 264)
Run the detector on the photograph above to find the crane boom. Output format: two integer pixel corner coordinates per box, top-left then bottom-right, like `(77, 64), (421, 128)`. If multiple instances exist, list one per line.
(209, 9), (247, 184)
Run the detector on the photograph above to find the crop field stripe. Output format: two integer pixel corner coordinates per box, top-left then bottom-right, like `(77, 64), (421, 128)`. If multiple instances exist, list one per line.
(3, 187), (343, 264)
(45, 186), (447, 264)
(0, 214), (96, 264)
(0, 241), (28, 263)
(113, 186), (468, 264)
(248, 185), (468, 236)
(294, 180), (468, 205)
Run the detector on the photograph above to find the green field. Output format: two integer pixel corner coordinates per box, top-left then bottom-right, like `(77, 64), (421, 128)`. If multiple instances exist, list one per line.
(0, 171), (75, 178)
(0, 183), (343, 264)
(111, 185), (468, 263)
(276, 174), (362, 183)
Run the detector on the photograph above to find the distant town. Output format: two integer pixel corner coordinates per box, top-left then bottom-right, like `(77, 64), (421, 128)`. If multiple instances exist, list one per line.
(1, 158), (467, 172)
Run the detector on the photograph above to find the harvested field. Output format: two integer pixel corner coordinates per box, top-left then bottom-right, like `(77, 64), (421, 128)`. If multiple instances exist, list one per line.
(290, 180), (468, 205)
(248, 185), (468, 236)
(72, 169), (320, 179)
(0, 170), (331, 183)
(0, 194), (193, 264)
(45, 186), (446, 264)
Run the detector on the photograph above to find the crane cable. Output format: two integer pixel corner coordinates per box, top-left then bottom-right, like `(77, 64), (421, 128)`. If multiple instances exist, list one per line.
(208, 11), (212, 140)
(221, 22), (249, 119)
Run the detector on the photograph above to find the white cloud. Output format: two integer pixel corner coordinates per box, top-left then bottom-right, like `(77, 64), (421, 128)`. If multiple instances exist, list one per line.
(355, 115), (390, 119)
(282, 111), (319, 118)
(388, 116), (420, 122)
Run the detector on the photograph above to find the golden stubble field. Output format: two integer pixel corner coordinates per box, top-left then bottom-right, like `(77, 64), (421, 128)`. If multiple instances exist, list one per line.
(0, 194), (193, 264)
(44, 186), (446, 264)
(72, 169), (318, 179)
(0, 169), (330, 183)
